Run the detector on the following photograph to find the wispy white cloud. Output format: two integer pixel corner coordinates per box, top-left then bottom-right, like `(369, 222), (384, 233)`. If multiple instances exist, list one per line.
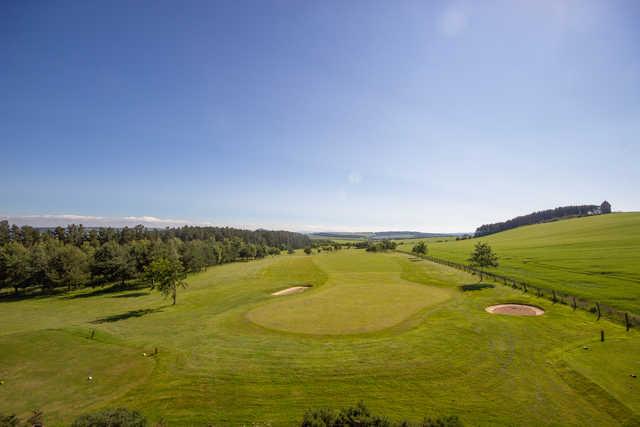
(0, 214), (197, 229)
(0, 213), (469, 234)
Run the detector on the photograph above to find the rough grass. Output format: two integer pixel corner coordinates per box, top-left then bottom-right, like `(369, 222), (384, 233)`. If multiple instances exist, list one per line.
(0, 250), (638, 426)
(397, 212), (640, 314)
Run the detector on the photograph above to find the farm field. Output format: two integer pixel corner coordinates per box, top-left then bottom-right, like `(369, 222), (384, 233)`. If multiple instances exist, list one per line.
(397, 212), (640, 314)
(1, 250), (639, 426)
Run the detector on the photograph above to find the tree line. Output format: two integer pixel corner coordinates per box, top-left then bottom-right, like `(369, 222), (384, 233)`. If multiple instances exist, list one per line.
(474, 201), (611, 237)
(0, 221), (311, 296)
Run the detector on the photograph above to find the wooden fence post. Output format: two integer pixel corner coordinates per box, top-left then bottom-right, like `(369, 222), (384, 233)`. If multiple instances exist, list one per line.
(552, 290), (557, 303)
(572, 296), (577, 311)
(600, 330), (604, 342)
(596, 303), (601, 321)
(625, 313), (630, 332)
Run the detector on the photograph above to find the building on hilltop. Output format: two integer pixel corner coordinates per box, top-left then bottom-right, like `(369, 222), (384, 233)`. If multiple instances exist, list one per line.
(600, 200), (612, 214)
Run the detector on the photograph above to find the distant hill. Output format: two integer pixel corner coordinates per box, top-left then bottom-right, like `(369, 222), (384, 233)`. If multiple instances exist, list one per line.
(405, 212), (640, 314)
(475, 201), (612, 237)
(309, 231), (464, 240)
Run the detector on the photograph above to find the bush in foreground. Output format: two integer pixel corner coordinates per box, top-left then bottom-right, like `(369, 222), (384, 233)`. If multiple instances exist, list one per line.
(71, 408), (147, 427)
(0, 413), (20, 427)
(301, 402), (463, 427)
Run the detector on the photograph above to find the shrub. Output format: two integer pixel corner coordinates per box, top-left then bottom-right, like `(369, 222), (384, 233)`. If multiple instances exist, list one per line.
(300, 402), (463, 427)
(71, 408), (147, 427)
(0, 414), (20, 427)
(301, 402), (391, 426)
(421, 416), (464, 427)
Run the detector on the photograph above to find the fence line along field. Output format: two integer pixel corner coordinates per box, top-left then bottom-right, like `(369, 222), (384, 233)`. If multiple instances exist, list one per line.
(1, 249), (639, 426)
(397, 212), (640, 314)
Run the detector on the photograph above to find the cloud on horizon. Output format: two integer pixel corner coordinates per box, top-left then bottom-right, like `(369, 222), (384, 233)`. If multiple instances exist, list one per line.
(0, 214), (199, 229)
(0, 213), (469, 234)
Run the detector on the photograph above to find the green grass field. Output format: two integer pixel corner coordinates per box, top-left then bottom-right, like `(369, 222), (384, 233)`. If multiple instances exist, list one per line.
(397, 212), (640, 314)
(1, 249), (639, 426)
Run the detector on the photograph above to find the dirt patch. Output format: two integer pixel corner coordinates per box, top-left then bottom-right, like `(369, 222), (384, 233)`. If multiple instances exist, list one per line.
(485, 304), (544, 316)
(271, 286), (311, 296)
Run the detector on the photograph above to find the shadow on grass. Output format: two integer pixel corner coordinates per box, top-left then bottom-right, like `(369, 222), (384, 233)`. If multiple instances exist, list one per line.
(64, 282), (148, 300)
(459, 283), (495, 292)
(111, 292), (150, 298)
(90, 307), (164, 324)
(0, 290), (64, 303)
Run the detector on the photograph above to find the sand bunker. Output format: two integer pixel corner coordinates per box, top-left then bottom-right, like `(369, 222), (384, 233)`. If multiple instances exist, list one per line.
(485, 304), (544, 316)
(271, 286), (310, 296)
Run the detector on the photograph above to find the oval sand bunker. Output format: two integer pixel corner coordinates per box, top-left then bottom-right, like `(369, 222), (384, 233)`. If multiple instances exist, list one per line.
(485, 304), (544, 316)
(271, 286), (310, 296)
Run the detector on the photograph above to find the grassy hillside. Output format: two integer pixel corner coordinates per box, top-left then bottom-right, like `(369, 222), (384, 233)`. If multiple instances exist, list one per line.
(397, 212), (640, 314)
(1, 250), (638, 425)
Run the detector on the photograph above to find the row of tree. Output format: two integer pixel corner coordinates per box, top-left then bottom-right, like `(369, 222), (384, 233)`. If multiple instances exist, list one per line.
(364, 240), (398, 252)
(0, 221), (311, 249)
(0, 222), (310, 296)
(474, 201), (611, 237)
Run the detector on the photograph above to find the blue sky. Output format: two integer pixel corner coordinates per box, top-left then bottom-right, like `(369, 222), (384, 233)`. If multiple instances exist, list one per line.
(1, 0), (639, 232)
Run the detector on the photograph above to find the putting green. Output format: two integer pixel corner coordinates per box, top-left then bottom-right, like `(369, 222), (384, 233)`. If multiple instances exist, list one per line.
(247, 272), (452, 335)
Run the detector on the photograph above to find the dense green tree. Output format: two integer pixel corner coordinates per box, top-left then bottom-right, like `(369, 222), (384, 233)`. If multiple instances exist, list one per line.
(47, 244), (90, 291)
(0, 222), (309, 295)
(0, 242), (29, 294)
(91, 241), (136, 286)
(304, 247), (312, 255)
(27, 242), (52, 292)
(181, 240), (207, 272)
(0, 220), (10, 246)
(468, 242), (498, 280)
(66, 224), (85, 246)
(145, 257), (187, 305)
(412, 241), (428, 256)
(18, 226), (39, 247)
(239, 243), (258, 259)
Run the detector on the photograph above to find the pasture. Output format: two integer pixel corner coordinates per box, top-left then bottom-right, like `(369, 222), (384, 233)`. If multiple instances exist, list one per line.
(397, 212), (640, 314)
(1, 250), (639, 426)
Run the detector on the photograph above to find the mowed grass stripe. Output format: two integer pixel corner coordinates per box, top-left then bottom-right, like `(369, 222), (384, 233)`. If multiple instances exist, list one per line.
(0, 250), (638, 426)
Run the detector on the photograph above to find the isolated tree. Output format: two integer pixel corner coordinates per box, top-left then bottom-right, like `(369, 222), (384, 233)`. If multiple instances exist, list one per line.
(303, 247), (312, 255)
(412, 241), (428, 256)
(145, 257), (187, 305)
(468, 242), (498, 280)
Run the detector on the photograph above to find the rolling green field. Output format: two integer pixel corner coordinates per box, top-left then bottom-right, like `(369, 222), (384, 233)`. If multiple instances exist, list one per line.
(1, 250), (639, 426)
(397, 212), (640, 314)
